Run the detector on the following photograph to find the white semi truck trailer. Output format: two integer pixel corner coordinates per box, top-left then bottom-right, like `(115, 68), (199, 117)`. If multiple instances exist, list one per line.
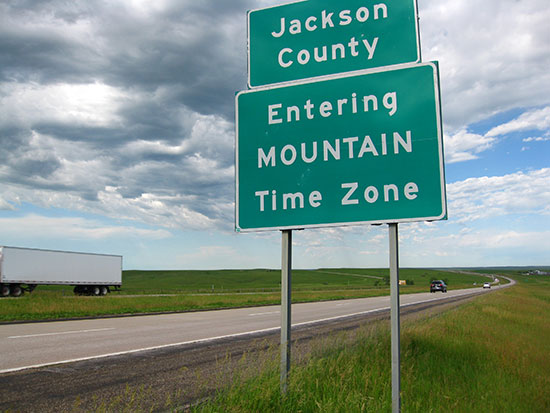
(0, 246), (122, 297)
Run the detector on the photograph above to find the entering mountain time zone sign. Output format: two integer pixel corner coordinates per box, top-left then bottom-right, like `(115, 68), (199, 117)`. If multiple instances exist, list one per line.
(235, 62), (446, 232)
(248, 0), (420, 87)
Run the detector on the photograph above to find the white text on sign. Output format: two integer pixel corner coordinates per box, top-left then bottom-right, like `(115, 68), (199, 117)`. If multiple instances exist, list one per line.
(271, 4), (388, 70)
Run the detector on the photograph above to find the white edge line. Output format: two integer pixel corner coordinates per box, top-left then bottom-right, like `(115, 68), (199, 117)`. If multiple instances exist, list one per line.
(292, 307), (386, 328)
(0, 288), (494, 374)
(8, 328), (116, 339)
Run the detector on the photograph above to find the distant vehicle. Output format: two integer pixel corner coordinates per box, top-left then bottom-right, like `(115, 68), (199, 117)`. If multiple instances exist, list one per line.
(0, 246), (122, 297)
(483, 282), (491, 289)
(430, 280), (447, 293)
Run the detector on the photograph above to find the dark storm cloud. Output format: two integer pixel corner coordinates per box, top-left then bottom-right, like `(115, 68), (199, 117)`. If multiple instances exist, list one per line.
(116, 97), (194, 143)
(1, 0), (251, 117)
(0, 129), (56, 179)
(0, 2), (102, 84)
(0, 0), (257, 228)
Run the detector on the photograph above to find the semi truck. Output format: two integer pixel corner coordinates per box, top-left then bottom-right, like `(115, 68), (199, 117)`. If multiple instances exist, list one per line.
(0, 246), (122, 297)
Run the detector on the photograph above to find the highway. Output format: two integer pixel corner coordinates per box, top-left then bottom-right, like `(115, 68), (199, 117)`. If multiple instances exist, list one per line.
(0, 284), (506, 374)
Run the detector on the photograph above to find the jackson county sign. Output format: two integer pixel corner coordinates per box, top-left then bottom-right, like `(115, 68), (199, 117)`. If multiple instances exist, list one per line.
(235, 62), (446, 232)
(248, 0), (420, 87)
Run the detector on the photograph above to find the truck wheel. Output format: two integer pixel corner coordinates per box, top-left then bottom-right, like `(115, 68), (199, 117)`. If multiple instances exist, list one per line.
(100, 286), (108, 296)
(92, 286), (101, 296)
(1, 285), (10, 297)
(11, 285), (23, 297)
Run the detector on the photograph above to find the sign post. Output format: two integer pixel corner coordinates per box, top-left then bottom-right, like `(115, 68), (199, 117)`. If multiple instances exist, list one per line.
(389, 223), (401, 412)
(280, 229), (292, 393)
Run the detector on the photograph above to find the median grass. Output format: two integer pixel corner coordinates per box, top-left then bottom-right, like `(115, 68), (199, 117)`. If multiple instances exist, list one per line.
(0, 268), (493, 322)
(190, 274), (549, 412)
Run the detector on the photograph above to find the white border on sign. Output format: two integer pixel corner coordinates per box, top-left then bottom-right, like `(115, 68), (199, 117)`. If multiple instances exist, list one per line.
(247, 0), (422, 89)
(235, 62), (446, 233)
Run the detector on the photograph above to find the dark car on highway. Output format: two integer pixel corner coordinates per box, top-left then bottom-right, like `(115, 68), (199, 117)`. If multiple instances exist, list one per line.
(430, 280), (447, 293)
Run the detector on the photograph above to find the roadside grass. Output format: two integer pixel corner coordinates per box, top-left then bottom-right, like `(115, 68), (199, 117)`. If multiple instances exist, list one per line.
(0, 269), (491, 322)
(190, 275), (550, 412)
(0, 288), (394, 322)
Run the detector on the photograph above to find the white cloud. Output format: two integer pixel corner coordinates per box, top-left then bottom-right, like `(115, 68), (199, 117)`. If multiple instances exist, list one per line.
(447, 168), (550, 222)
(0, 214), (171, 240)
(0, 82), (127, 128)
(96, 187), (220, 230)
(455, 229), (550, 250)
(420, 0), (550, 130)
(486, 106), (550, 137)
(443, 106), (550, 163)
(0, 197), (16, 211)
(523, 136), (550, 142)
(398, 226), (550, 267)
(444, 129), (496, 163)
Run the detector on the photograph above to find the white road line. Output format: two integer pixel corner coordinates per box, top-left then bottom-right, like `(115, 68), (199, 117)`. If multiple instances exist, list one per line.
(292, 308), (386, 328)
(248, 311), (280, 316)
(8, 328), (116, 339)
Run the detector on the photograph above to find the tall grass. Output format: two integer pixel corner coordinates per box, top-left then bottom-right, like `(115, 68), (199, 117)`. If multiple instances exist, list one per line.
(192, 275), (550, 412)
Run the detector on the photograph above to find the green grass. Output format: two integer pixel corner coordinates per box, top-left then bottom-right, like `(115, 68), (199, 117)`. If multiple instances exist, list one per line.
(0, 268), (495, 322)
(35, 268), (490, 294)
(191, 274), (550, 412)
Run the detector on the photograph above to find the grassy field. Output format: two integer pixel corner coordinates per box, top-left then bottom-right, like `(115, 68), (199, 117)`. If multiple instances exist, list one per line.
(31, 268), (494, 294)
(0, 268), (495, 322)
(119, 268), (489, 294)
(188, 273), (550, 413)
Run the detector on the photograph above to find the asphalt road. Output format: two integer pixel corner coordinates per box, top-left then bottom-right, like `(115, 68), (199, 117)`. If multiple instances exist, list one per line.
(0, 285), (505, 374)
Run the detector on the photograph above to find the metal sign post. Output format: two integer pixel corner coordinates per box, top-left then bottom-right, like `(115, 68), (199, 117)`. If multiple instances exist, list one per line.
(280, 229), (292, 393)
(389, 223), (401, 412)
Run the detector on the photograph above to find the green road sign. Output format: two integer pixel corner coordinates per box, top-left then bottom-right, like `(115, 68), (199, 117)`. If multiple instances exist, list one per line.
(248, 0), (420, 87)
(236, 62), (446, 232)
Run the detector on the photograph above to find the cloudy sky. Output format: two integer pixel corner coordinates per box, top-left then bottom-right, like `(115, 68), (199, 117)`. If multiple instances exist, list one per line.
(0, 0), (549, 270)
